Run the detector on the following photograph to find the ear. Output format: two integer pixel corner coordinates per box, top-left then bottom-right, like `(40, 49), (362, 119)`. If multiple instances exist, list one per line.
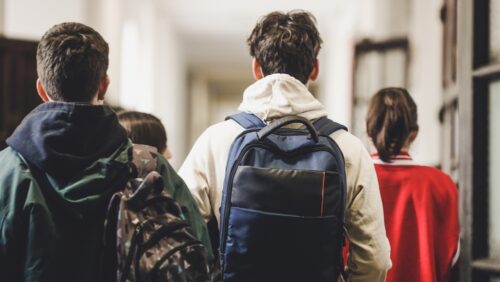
(36, 79), (51, 102)
(252, 58), (264, 80)
(309, 59), (319, 81)
(408, 129), (419, 143)
(97, 74), (110, 101)
(163, 147), (172, 160)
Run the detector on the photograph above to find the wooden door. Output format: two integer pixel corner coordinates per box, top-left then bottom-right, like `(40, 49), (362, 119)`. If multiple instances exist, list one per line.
(0, 38), (40, 150)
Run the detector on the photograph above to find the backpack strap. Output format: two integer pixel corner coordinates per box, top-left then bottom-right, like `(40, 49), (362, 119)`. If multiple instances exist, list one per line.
(313, 116), (348, 277)
(313, 116), (348, 136)
(225, 112), (266, 129)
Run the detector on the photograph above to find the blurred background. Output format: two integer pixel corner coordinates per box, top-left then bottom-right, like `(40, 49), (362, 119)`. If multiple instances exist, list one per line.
(0, 0), (447, 169)
(1, 0), (499, 281)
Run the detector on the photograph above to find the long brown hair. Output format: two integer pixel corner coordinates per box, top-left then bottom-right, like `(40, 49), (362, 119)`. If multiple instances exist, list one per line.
(366, 87), (418, 162)
(117, 111), (167, 154)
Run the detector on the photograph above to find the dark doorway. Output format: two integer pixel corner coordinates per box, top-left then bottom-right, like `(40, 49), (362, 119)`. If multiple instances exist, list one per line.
(0, 38), (40, 150)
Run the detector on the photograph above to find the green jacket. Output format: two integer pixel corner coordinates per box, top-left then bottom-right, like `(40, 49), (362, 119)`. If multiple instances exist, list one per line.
(0, 102), (212, 282)
(0, 143), (131, 282)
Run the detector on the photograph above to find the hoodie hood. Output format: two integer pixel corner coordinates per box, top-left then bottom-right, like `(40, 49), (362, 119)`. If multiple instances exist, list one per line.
(6, 102), (132, 223)
(7, 102), (128, 179)
(238, 73), (327, 122)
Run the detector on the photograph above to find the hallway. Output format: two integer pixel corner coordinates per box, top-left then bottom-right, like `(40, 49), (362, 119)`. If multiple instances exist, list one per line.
(0, 0), (498, 281)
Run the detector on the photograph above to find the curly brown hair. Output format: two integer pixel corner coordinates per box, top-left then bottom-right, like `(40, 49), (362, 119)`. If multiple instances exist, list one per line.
(36, 22), (109, 102)
(247, 10), (322, 84)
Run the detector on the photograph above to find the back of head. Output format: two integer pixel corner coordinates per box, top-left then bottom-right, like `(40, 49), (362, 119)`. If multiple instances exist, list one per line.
(37, 22), (109, 102)
(247, 10), (322, 84)
(366, 87), (418, 162)
(117, 111), (167, 154)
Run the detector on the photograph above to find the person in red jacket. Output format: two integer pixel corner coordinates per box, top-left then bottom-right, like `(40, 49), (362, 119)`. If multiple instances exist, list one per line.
(366, 87), (459, 282)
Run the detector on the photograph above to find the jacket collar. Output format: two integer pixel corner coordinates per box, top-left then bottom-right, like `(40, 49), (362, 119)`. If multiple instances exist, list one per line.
(371, 151), (416, 166)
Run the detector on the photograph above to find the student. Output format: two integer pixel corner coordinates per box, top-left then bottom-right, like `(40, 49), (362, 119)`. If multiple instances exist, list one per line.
(117, 110), (213, 260)
(0, 22), (210, 282)
(0, 22), (123, 282)
(179, 10), (391, 281)
(366, 87), (459, 282)
(118, 110), (172, 159)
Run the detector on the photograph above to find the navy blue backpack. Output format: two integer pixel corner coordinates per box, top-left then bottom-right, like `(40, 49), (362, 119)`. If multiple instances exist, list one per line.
(219, 113), (347, 282)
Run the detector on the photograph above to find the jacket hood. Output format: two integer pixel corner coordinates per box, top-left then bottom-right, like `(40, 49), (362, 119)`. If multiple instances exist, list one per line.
(7, 102), (128, 179)
(6, 102), (132, 223)
(238, 73), (327, 122)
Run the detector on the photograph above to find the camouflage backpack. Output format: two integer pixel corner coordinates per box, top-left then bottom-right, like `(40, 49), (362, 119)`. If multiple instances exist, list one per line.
(101, 145), (210, 282)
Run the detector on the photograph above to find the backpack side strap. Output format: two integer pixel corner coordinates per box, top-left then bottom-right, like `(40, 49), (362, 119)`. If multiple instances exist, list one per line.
(313, 117), (348, 136)
(225, 112), (266, 129)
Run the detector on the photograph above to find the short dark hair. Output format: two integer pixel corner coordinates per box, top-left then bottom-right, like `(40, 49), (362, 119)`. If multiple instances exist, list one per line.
(36, 22), (109, 102)
(366, 87), (419, 162)
(117, 111), (168, 154)
(247, 10), (322, 84)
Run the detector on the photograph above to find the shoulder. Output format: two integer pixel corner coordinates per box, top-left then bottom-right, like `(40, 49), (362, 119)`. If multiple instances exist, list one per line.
(0, 147), (30, 178)
(156, 152), (185, 188)
(379, 163), (458, 193)
(204, 120), (244, 139)
(329, 129), (370, 167)
(0, 147), (41, 216)
(193, 120), (245, 152)
(179, 119), (244, 176)
(412, 165), (457, 187)
(392, 164), (454, 181)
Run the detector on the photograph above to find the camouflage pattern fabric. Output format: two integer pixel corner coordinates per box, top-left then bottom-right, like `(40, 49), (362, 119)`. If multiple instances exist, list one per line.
(103, 144), (210, 282)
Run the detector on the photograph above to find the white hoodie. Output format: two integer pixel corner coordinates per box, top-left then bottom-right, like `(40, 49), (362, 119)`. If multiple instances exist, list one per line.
(179, 74), (391, 281)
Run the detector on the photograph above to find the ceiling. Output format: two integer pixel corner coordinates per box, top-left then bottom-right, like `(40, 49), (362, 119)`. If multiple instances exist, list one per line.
(160, 0), (346, 68)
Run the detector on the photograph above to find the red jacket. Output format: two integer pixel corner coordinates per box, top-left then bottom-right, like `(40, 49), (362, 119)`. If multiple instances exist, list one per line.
(373, 152), (459, 282)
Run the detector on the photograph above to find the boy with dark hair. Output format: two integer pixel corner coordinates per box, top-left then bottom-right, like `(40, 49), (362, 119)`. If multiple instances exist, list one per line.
(179, 10), (391, 281)
(0, 22), (211, 281)
(247, 11), (322, 84)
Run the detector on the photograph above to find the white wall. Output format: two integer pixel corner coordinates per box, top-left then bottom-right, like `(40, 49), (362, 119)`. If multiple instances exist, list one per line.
(319, 3), (356, 127)
(0, 0), (5, 34)
(327, 0), (444, 166)
(152, 15), (187, 169)
(3, 0), (88, 39)
(117, 0), (187, 169)
(88, 0), (124, 106)
(406, 0), (443, 166)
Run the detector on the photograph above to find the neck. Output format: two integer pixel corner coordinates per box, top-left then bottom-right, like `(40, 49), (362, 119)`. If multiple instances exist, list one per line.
(46, 95), (102, 105)
(89, 95), (103, 105)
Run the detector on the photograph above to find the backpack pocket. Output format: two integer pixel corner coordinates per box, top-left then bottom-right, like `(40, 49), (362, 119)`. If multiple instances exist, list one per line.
(223, 207), (343, 282)
(231, 166), (342, 216)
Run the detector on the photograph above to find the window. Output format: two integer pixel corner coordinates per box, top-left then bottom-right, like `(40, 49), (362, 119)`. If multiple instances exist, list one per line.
(458, 0), (500, 280)
(440, 0), (459, 180)
(352, 38), (409, 145)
